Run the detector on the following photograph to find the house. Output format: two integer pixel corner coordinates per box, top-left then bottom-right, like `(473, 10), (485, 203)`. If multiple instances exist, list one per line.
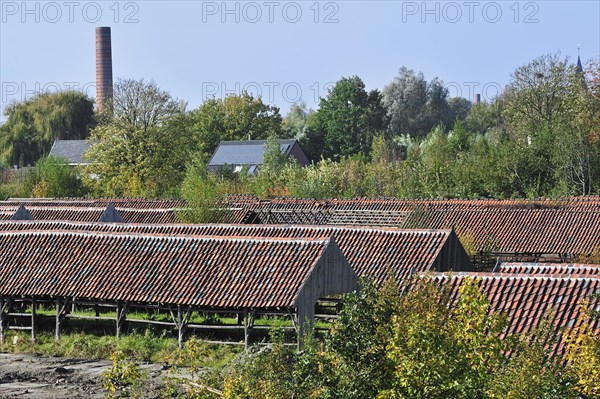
(206, 139), (310, 174)
(48, 140), (95, 166)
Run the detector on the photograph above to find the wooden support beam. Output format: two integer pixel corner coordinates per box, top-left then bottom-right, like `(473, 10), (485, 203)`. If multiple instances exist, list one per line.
(243, 309), (255, 350)
(0, 297), (8, 343)
(115, 302), (128, 338)
(169, 305), (192, 349)
(55, 298), (70, 342)
(30, 299), (36, 342)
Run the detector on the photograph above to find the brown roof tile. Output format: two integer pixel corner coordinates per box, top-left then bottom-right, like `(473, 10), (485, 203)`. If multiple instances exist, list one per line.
(0, 231), (346, 309)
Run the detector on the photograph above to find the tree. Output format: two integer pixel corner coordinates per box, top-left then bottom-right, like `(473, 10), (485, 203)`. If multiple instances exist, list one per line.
(503, 53), (572, 139)
(86, 79), (188, 197)
(178, 160), (229, 223)
(24, 155), (86, 197)
(564, 301), (600, 398)
(448, 97), (472, 123)
(382, 67), (453, 138)
(282, 101), (312, 139)
(0, 91), (95, 166)
(188, 92), (284, 163)
(487, 316), (576, 399)
(302, 76), (387, 161)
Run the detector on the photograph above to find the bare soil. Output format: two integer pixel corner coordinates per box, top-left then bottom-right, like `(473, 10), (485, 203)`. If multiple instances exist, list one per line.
(0, 353), (164, 398)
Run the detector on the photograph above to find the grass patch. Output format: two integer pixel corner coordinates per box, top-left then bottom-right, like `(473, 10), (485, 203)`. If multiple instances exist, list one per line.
(0, 330), (240, 366)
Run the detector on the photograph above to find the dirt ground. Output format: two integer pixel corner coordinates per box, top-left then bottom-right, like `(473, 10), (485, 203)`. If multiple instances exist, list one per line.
(0, 353), (165, 398)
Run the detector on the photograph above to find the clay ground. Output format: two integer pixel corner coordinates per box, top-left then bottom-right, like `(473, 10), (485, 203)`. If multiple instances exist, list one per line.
(0, 353), (165, 398)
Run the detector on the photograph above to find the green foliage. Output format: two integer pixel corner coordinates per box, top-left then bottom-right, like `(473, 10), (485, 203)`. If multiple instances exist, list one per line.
(85, 79), (188, 197)
(24, 155), (86, 197)
(382, 67), (455, 138)
(102, 350), (147, 398)
(302, 76), (387, 161)
(222, 330), (295, 399)
(178, 160), (229, 223)
(488, 316), (577, 399)
(282, 101), (311, 139)
(564, 301), (600, 398)
(0, 90), (95, 166)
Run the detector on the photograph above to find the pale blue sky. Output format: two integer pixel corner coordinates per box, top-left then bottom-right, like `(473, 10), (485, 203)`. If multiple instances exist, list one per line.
(1, 0), (599, 121)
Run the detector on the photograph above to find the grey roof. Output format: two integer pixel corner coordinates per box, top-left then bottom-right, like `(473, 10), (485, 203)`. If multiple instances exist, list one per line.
(207, 139), (298, 169)
(49, 140), (95, 165)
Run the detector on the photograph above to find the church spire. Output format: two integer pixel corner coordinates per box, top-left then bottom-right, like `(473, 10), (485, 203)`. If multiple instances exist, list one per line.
(576, 44), (584, 74)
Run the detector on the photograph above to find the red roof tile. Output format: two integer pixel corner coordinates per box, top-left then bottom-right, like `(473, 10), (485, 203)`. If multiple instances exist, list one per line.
(0, 221), (473, 286)
(428, 272), (600, 356)
(0, 231), (349, 309)
(498, 262), (600, 277)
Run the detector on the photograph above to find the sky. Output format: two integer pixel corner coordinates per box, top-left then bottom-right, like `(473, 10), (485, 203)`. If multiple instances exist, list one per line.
(1, 0), (599, 121)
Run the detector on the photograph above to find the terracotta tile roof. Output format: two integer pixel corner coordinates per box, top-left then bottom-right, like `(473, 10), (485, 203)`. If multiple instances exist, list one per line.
(4, 198), (187, 209)
(427, 272), (600, 356)
(498, 262), (600, 277)
(0, 221), (473, 286)
(402, 208), (600, 256)
(0, 231), (348, 309)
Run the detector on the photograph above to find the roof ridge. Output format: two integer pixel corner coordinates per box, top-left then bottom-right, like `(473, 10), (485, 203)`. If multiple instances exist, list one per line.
(0, 229), (332, 245)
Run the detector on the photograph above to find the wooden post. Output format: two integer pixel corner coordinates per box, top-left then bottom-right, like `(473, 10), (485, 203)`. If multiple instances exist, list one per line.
(116, 302), (127, 338)
(169, 305), (191, 349)
(0, 297), (5, 343)
(30, 299), (36, 342)
(177, 306), (184, 350)
(55, 298), (69, 342)
(55, 298), (61, 342)
(94, 304), (100, 327)
(243, 309), (255, 350)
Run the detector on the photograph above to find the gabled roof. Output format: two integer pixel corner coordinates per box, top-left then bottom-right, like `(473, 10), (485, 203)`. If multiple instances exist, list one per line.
(0, 221), (473, 286)
(207, 139), (308, 170)
(48, 140), (95, 165)
(0, 231), (355, 309)
(428, 272), (600, 356)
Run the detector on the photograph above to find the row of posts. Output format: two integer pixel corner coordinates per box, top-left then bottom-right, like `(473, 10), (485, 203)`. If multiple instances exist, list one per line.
(0, 298), (261, 349)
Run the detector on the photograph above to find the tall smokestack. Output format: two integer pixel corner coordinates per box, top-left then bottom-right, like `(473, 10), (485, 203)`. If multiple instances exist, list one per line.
(95, 27), (113, 112)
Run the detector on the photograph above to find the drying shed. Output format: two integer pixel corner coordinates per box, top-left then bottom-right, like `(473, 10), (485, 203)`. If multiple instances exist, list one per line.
(427, 272), (600, 357)
(0, 221), (473, 286)
(223, 197), (600, 263)
(0, 231), (357, 347)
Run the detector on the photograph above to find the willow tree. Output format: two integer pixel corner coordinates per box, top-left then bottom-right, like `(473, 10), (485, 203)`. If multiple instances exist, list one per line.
(0, 91), (95, 166)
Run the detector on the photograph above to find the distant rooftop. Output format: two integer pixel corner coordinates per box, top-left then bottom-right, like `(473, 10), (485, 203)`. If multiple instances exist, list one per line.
(49, 140), (95, 165)
(207, 139), (309, 173)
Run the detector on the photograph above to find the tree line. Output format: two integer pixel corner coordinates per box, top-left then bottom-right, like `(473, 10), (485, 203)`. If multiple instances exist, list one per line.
(0, 53), (598, 200)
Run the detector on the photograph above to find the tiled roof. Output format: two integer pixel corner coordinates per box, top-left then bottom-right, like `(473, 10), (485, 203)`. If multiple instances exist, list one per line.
(0, 199), (251, 224)
(4, 198), (187, 209)
(428, 272), (600, 356)
(498, 262), (600, 277)
(0, 221), (473, 286)
(0, 231), (344, 309)
(207, 139), (305, 170)
(48, 140), (94, 165)
(402, 208), (600, 256)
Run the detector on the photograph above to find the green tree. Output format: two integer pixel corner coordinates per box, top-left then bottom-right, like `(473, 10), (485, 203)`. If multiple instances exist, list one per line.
(24, 156), (86, 197)
(488, 316), (576, 399)
(382, 67), (452, 138)
(188, 92), (284, 163)
(302, 76), (387, 161)
(178, 160), (229, 223)
(0, 91), (95, 166)
(282, 101), (312, 139)
(85, 79), (188, 197)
